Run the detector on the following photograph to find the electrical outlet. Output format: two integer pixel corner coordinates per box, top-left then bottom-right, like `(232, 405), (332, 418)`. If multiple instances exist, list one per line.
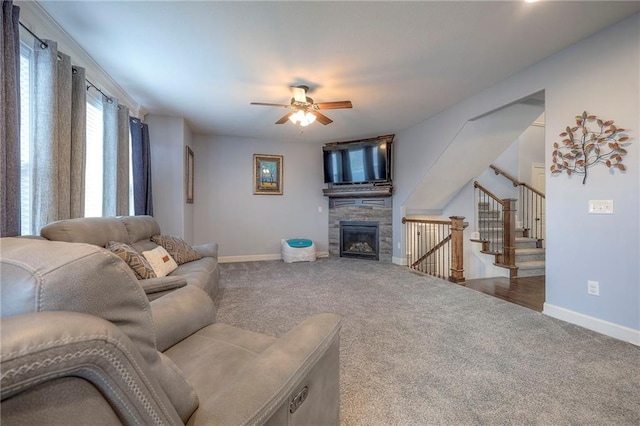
(587, 280), (600, 296)
(397, 242), (401, 249)
(318, 206), (322, 213)
(588, 200), (613, 214)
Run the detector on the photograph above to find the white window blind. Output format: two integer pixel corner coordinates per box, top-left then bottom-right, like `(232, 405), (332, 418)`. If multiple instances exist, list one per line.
(84, 93), (104, 217)
(19, 43), (32, 235)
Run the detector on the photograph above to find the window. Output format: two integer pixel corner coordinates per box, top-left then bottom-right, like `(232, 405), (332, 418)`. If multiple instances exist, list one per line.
(17, 31), (135, 232)
(84, 93), (104, 217)
(19, 43), (32, 235)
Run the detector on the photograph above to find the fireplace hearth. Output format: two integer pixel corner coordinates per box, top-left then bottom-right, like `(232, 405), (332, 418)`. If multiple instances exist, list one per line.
(340, 221), (379, 260)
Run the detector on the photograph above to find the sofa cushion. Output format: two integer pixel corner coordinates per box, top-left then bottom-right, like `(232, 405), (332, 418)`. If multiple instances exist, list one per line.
(40, 217), (130, 247)
(119, 215), (161, 244)
(106, 241), (157, 280)
(151, 234), (203, 265)
(164, 323), (277, 404)
(143, 246), (178, 278)
(173, 257), (219, 297)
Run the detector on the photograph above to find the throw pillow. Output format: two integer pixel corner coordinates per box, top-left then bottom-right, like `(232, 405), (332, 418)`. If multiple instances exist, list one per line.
(106, 241), (157, 280)
(151, 234), (203, 265)
(142, 246), (178, 278)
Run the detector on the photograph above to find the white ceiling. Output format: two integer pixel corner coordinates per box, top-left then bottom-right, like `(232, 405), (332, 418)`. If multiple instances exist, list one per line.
(37, 1), (639, 143)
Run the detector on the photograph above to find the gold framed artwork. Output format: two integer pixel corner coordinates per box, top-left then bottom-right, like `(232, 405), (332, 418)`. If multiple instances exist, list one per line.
(186, 146), (194, 203)
(254, 154), (283, 195)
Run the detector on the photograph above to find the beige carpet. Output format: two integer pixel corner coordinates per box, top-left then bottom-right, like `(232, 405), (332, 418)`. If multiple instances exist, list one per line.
(216, 258), (640, 425)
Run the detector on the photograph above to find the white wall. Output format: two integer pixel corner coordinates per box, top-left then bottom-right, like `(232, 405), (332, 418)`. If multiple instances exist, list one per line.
(518, 125), (545, 185)
(394, 14), (639, 341)
(193, 135), (328, 261)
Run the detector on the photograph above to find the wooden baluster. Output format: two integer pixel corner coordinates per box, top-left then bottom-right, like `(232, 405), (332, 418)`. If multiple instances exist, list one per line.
(448, 216), (466, 284)
(502, 199), (517, 278)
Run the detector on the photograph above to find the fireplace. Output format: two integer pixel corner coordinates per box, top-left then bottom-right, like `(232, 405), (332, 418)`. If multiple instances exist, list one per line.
(340, 221), (379, 260)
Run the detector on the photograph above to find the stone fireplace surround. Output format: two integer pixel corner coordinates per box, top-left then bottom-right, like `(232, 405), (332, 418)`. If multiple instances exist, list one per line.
(328, 197), (392, 262)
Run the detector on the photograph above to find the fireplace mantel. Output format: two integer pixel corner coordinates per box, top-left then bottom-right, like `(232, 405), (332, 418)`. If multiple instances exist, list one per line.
(322, 185), (392, 199)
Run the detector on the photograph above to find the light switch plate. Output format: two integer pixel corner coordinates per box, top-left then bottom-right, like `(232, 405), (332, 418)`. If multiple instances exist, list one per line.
(588, 200), (613, 214)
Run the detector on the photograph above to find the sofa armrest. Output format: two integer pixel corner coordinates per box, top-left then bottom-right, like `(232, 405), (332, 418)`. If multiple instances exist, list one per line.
(151, 285), (216, 351)
(193, 243), (218, 259)
(139, 276), (187, 300)
(189, 313), (341, 425)
(1, 311), (183, 425)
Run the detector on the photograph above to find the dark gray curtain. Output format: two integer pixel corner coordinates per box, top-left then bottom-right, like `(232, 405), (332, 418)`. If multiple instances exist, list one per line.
(0, 1), (21, 236)
(102, 96), (129, 216)
(130, 117), (153, 216)
(31, 40), (87, 234)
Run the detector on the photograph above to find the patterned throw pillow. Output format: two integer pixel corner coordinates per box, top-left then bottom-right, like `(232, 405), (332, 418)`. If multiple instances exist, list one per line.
(142, 246), (178, 278)
(106, 241), (157, 280)
(150, 234), (203, 265)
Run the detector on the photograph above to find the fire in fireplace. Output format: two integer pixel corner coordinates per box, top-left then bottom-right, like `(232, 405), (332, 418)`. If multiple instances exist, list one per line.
(340, 221), (379, 260)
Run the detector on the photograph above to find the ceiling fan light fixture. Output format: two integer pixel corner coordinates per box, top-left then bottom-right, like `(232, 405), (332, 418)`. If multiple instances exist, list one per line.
(304, 112), (316, 125)
(288, 112), (299, 124)
(289, 109), (316, 126)
(252, 85), (351, 126)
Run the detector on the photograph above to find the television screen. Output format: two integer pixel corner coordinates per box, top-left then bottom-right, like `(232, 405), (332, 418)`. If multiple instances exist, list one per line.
(323, 140), (390, 184)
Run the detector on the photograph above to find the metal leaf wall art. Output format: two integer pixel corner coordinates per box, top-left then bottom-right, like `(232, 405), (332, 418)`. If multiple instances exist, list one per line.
(551, 111), (631, 184)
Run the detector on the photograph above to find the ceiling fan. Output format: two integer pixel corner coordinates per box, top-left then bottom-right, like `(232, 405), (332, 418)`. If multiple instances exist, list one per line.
(251, 85), (352, 126)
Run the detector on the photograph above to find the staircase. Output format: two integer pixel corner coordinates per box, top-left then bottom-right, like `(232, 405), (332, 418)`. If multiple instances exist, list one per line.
(476, 199), (545, 278)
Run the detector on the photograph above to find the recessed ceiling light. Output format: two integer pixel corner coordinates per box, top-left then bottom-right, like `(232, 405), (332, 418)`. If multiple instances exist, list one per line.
(524, 0), (538, 3)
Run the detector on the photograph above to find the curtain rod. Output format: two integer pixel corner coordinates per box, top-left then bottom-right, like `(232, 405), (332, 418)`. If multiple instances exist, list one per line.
(19, 21), (115, 104)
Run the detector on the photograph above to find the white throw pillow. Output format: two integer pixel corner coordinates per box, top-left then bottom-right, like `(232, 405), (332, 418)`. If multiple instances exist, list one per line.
(142, 246), (178, 278)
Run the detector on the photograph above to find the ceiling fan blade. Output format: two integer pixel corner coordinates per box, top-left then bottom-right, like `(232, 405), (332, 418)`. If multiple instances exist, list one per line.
(275, 112), (295, 124)
(291, 86), (307, 103)
(315, 101), (353, 110)
(250, 102), (290, 108)
(310, 110), (333, 125)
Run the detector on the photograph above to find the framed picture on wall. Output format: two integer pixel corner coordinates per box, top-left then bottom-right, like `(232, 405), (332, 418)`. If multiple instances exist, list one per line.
(186, 146), (194, 203)
(253, 154), (283, 195)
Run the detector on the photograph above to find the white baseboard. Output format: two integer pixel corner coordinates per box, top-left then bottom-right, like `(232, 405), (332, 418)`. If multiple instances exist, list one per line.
(219, 251), (329, 264)
(543, 303), (640, 346)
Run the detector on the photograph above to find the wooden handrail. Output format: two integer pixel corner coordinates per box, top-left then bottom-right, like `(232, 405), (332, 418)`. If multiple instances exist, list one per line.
(490, 164), (545, 198)
(490, 164), (519, 187)
(402, 218), (454, 225)
(473, 181), (504, 205)
(521, 182), (545, 199)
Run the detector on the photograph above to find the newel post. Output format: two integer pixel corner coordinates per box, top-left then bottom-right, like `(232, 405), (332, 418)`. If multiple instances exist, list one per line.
(448, 216), (466, 284)
(502, 199), (517, 275)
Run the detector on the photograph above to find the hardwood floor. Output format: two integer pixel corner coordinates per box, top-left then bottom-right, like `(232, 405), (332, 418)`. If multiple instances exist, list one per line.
(463, 275), (545, 312)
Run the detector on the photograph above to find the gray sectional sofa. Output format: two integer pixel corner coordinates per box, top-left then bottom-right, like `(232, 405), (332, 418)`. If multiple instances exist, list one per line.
(40, 215), (220, 301)
(0, 218), (342, 425)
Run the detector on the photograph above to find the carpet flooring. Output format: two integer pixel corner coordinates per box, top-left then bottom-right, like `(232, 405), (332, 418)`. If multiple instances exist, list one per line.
(216, 258), (640, 425)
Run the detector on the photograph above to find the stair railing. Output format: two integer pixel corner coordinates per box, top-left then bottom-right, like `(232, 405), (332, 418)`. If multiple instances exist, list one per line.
(473, 181), (517, 272)
(402, 216), (467, 283)
(489, 164), (545, 241)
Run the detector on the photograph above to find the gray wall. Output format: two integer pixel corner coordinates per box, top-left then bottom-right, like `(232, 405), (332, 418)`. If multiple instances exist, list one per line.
(146, 114), (195, 243)
(183, 124), (194, 244)
(192, 135), (328, 260)
(394, 14), (639, 336)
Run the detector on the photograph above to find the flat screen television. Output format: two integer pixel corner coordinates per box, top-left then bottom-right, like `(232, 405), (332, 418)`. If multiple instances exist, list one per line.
(323, 139), (392, 184)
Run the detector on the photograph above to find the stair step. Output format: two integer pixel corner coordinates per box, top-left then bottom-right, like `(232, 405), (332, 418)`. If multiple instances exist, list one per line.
(478, 211), (501, 219)
(515, 237), (539, 249)
(478, 218), (503, 224)
(515, 248), (545, 262)
(517, 260), (545, 277)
